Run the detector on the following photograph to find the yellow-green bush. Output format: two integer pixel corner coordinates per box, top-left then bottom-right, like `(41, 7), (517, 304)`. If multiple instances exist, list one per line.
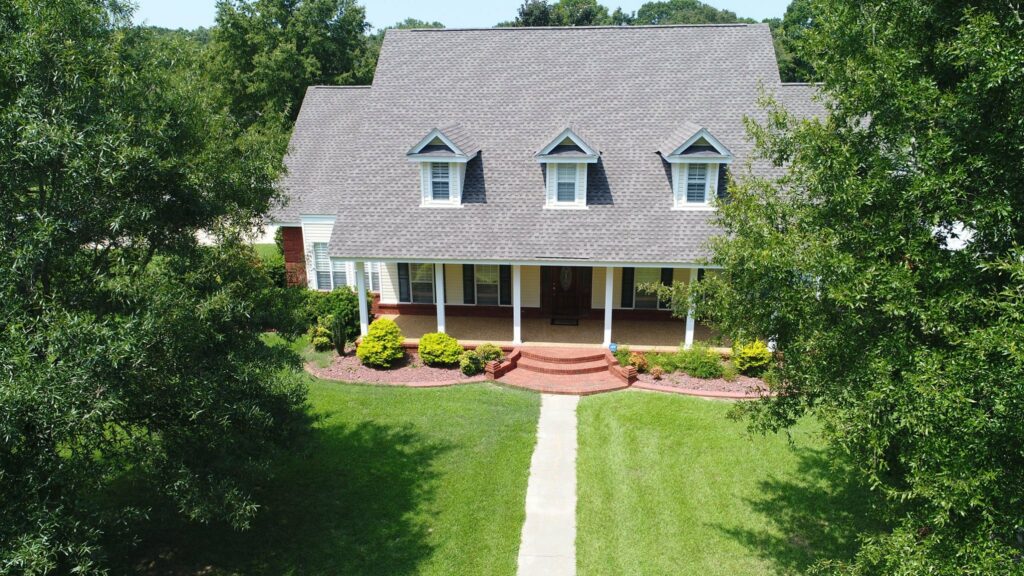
(459, 350), (484, 375)
(356, 318), (405, 368)
(733, 339), (772, 376)
(475, 343), (504, 363)
(418, 332), (463, 366)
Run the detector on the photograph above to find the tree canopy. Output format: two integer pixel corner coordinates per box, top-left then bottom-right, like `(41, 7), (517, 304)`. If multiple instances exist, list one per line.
(210, 0), (372, 127)
(682, 0), (1024, 572)
(0, 1), (308, 571)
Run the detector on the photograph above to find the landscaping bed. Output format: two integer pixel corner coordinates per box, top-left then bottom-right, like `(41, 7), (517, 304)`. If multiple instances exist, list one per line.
(307, 349), (488, 385)
(636, 371), (768, 395)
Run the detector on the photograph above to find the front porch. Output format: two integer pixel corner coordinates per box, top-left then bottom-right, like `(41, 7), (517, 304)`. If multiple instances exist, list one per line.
(381, 313), (720, 353)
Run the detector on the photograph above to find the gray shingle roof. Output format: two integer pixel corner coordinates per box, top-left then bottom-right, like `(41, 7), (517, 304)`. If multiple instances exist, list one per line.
(273, 25), (823, 264)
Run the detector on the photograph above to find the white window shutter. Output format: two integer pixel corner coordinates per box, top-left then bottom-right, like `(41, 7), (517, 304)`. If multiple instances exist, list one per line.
(450, 162), (461, 204)
(420, 163), (430, 203)
(576, 163), (587, 206)
(546, 163), (556, 204)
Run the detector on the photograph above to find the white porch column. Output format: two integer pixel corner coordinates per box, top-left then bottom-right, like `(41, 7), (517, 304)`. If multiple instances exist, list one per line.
(434, 263), (446, 333)
(684, 267), (699, 349)
(602, 266), (614, 347)
(355, 261), (369, 336)
(512, 264), (522, 344)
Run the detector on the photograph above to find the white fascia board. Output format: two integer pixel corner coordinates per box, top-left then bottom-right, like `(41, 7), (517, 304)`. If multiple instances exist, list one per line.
(663, 155), (733, 164)
(534, 155), (599, 164)
(332, 256), (721, 270)
(407, 128), (467, 157)
(406, 154), (472, 163)
(299, 214), (336, 224)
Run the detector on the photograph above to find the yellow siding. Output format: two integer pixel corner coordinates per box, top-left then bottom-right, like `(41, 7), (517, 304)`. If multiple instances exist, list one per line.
(444, 264), (463, 305)
(521, 265), (541, 308)
(380, 262), (400, 304)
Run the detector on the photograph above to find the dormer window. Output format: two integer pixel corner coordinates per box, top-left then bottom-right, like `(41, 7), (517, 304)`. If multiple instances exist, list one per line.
(535, 128), (599, 210)
(659, 123), (733, 211)
(430, 162), (450, 201)
(407, 125), (478, 208)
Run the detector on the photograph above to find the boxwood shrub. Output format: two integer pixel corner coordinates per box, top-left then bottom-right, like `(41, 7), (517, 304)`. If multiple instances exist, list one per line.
(418, 332), (463, 366)
(356, 318), (405, 368)
(732, 339), (772, 376)
(459, 350), (484, 375)
(475, 343), (505, 363)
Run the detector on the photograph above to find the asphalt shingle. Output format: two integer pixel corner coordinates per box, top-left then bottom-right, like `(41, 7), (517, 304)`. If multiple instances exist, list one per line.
(272, 25), (822, 264)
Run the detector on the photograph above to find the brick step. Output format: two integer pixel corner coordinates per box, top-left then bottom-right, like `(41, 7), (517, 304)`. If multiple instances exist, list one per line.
(517, 358), (610, 376)
(497, 370), (629, 396)
(519, 348), (608, 364)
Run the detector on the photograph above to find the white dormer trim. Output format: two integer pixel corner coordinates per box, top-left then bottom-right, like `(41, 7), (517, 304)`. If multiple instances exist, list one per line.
(420, 161), (465, 208)
(662, 128), (734, 164)
(544, 163), (588, 209)
(407, 129), (475, 163)
(672, 163), (720, 211)
(534, 128), (600, 164)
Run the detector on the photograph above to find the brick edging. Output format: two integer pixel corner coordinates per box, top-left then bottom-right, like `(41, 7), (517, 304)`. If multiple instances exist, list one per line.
(304, 362), (489, 388)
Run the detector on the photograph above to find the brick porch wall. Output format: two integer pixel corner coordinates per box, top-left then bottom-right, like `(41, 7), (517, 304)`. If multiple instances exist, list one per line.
(281, 227), (306, 287)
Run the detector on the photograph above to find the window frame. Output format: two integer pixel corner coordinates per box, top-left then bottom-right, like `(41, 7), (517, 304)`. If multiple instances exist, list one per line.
(430, 162), (450, 202)
(544, 162), (588, 209)
(406, 263), (435, 304)
(673, 162), (720, 210)
(474, 264), (502, 306)
(622, 267), (673, 310)
(313, 242), (332, 291)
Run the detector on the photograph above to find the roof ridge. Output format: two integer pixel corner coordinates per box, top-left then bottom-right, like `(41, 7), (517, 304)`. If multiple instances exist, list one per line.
(307, 85), (371, 90)
(393, 23), (763, 33)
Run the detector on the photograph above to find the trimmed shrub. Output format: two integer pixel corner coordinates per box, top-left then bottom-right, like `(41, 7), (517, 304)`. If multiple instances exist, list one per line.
(628, 351), (649, 373)
(304, 288), (365, 345)
(418, 332), (463, 366)
(733, 339), (772, 376)
(722, 360), (739, 382)
(678, 344), (724, 379)
(356, 318), (405, 368)
(308, 315), (334, 352)
(650, 366), (665, 380)
(459, 350), (484, 376)
(475, 343), (504, 363)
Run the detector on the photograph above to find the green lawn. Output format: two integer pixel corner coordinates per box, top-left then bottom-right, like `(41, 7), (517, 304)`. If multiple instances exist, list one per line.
(576, 391), (883, 576)
(253, 242), (279, 259)
(135, 380), (540, 576)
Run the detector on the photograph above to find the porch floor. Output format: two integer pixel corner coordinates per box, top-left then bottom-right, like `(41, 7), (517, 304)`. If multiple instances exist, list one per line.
(382, 313), (721, 353)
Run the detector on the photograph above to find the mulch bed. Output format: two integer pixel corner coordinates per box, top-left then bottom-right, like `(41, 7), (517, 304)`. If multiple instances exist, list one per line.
(636, 371), (768, 395)
(307, 349), (487, 386)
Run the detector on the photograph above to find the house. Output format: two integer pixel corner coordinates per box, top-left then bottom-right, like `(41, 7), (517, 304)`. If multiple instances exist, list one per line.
(270, 24), (821, 350)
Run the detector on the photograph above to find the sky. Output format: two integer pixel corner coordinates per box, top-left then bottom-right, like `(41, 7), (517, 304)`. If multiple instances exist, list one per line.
(133, 0), (790, 31)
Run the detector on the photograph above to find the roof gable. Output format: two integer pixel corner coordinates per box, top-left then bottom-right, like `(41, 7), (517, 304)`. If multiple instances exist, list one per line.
(659, 124), (733, 163)
(407, 124), (479, 162)
(535, 127), (599, 163)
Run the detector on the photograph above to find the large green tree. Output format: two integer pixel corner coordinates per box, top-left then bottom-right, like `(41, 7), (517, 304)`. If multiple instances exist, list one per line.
(764, 0), (816, 82)
(210, 0), (371, 127)
(0, 1), (308, 572)
(684, 0), (1024, 573)
(634, 0), (753, 25)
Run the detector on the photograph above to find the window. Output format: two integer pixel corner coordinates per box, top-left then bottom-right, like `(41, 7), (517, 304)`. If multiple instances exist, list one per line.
(475, 265), (500, 305)
(409, 263), (434, 303)
(556, 164), (577, 202)
(364, 261), (381, 292)
(623, 267), (673, 310)
(313, 243), (331, 290)
(331, 259), (347, 289)
(430, 163), (450, 201)
(686, 164), (708, 203)
(634, 268), (660, 309)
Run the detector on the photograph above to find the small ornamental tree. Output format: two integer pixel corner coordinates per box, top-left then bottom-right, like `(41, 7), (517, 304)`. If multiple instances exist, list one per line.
(673, 1), (1024, 573)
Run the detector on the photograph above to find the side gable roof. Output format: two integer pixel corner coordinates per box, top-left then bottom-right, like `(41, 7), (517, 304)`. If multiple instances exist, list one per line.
(274, 25), (825, 264)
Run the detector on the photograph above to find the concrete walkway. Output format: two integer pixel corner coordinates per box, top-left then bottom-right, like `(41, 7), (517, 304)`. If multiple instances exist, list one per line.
(516, 394), (579, 576)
